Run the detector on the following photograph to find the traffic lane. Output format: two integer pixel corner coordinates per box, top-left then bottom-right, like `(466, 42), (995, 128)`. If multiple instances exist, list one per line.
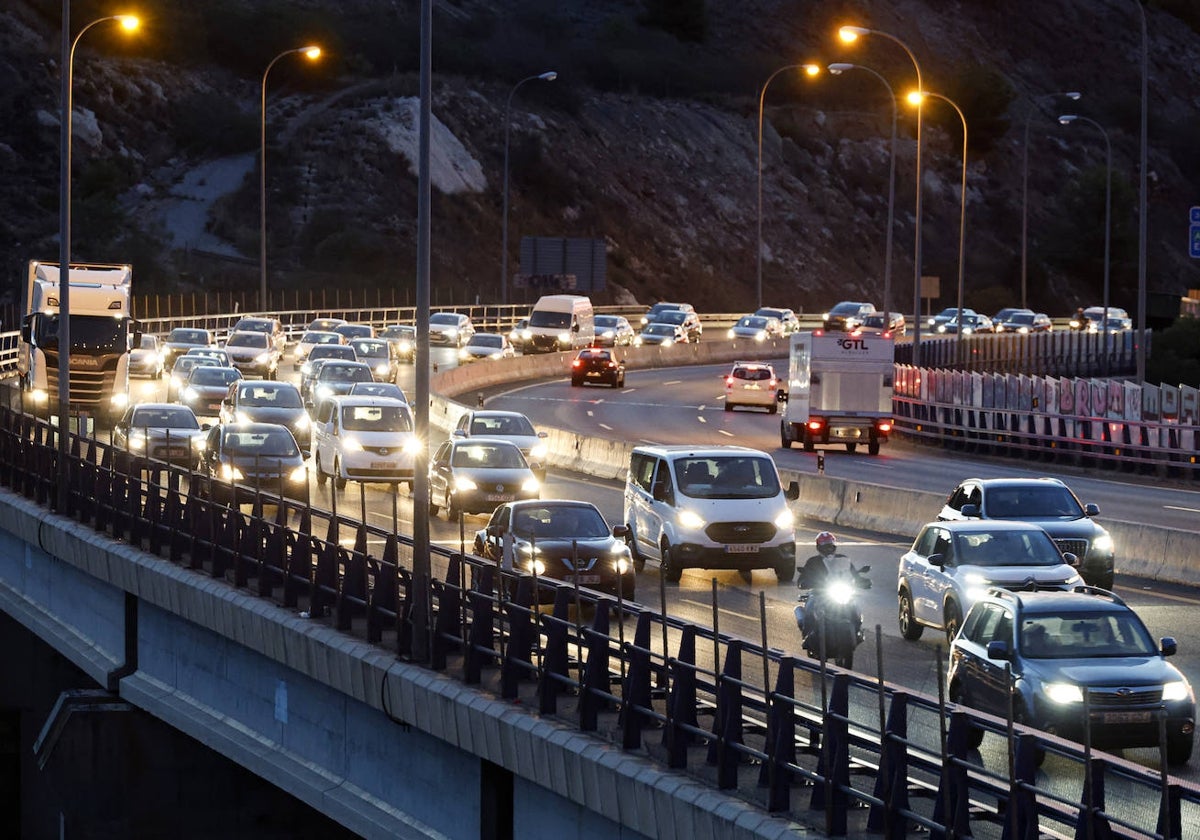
(484, 363), (1200, 531)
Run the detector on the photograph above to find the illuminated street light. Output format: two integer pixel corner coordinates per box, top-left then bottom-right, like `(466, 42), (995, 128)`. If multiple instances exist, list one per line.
(1021, 92), (1080, 310)
(57, 9), (139, 512)
(838, 24), (926, 365)
(500, 71), (557, 306)
(756, 62), (820, 310)
(260, 45), (322, 312)
(827, 62), (898, 324)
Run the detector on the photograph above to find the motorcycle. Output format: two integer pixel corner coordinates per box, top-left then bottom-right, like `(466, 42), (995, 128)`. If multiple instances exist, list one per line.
(793, 560), (871, 670)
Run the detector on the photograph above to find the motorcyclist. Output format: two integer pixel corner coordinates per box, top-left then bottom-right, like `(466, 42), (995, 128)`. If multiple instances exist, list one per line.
(799, 531), (853, 589)
(795, 532), (869, 667)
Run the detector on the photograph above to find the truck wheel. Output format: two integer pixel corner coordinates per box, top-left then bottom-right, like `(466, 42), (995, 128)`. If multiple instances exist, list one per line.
(868, 438), (881, 456)
(780, 422), (791, 449)
(315, 454), (328, 487)
(625, 527), (645, 572)
(802, 432), (815, 453)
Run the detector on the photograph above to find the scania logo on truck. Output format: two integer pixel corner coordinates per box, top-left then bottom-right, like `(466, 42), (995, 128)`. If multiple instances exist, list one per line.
(836, 337), (868, 351)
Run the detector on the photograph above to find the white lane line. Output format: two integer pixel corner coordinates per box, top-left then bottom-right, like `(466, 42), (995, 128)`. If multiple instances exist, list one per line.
(1164, 505), (1200, 514)
(663, 380), (682, 385)
(718, 429), (735, 437)
(698, 416), (707, 424)
(623, 388), (637, 394)
(587, 410), (594, 417)
(680, 599), (757, 622)
(599, 423), (613, 431)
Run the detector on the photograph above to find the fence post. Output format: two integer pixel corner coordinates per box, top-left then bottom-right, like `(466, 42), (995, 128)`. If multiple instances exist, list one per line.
(664, 625), (697, 769)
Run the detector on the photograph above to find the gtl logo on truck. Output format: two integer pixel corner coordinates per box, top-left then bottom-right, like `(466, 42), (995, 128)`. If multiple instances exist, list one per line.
(836, 337), (869, 351)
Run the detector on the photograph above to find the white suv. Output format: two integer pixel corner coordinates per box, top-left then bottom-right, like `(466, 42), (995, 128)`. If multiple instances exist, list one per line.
(724, 362), (781, 413)
(311, 396), (419, 489)
(623, 445), (799, 582)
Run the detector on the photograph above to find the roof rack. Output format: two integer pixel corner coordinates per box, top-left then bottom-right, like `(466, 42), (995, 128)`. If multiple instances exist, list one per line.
(1068, 584), (1126, 605)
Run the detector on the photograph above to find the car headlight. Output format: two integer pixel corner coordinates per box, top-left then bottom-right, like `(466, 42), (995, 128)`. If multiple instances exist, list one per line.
(32, 388), (49, 404)
(255, 352), (272, 364)
(529, 443), (548, 461)
(774, 508), (794, 530)
(727, 329), (735, 339)
(293, 414), (310, 430)
(755, 330), (766, 342)
(458, 348), (470, 360)
(128, 432), (147, 451)
(403, 437), (422, 455)
(530, 559), (546, 575)
(662, 338), (674, 347)
(602, 330), (614, 339)
(375, 363), (391, 374)
(1091, 534), (1114, 554)
(342, 437), (364, 453)
(182, 387), (198, 402)
(399, 340), (413, 353)
(454, 476), (478, 491)
(521, 477), (540, 493)
(962, 327), (974, 335)
(678, 509), (706, 529)
(615, 557), (630, 575)
(558, 332), (571, 344)
(1018, 326), (1030, 334)
(111, 392), (129, 408)
(937, 325), (947, 334)
(288, 466), (308, 482)
(301, 362), (313, 375)
(1044, 682), (1084, 704)
(220, 464), (244, 481)
(446, 328), (458, 338)
(821, 312), (830, 321)
(1163, 681), (1192, 702)
(316, 385), (333, 399)
(235, 411), (251, 423)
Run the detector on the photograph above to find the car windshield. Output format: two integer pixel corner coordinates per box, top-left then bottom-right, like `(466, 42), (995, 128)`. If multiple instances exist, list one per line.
(350, 383), (405, 400)
(310, 347), (356, 362)
(341, 405), (413, 432)
(187, 349), (227, 361)
(644, 324), (675, 336)
(469, 414), (535, 436)
(734, 367), (772, 381)
(648, 304), (680, 317)
(429, 313), (461, 326)
(1008, 313), (1035, 325)
(577, 350), (610, 362)
(676, 456), (782, 499)
(529, 310), (571, 328)
(234, 320), (272, 333)
(737, 317), (768, 328)
(336, 326), (372, 338)
(830, 303), (864, 315)
(302, 331), (340, 345)
(138, 335), (158, 350)
(226, 333), (268, 348)
(951, 529), (1063, 567)
(130, 407), (199, 429)
(511, 504), (608, 539)
(308, 319), (345, 331)
(190, 368), (241, 386)
(225, 429), (299, 458)
(320, 364), (372, 382)
(350, 340), (387, 357)
(168, 329), (208, 344)
(1019, 611), (1157, 659)
(594, 316), (619, 328)
(173, 358), (215, 374)
(984, 486), (1084, 519)
(756, 308), (785, 320)
(237, 384), (302, 408)
(452, 442), (525, 468)
(470, 335), (504, 348)
(861, 316), (885, 327)
(656, 311), (688, 325)
(383, 326), (415, 338)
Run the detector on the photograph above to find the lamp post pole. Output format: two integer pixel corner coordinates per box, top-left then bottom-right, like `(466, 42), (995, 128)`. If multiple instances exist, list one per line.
(838, 26), (925, 365)
(1132, 0), (1148, 384)
(916, 91), (968, 365)
(827, 63), (898, 324)
(1059, 115), (1112, 376)
(260, 45), (321, 313)
(1021, 91), (1081, 310)
(756, 63), (818, 311)
(500, 71), (556, 307)
(57, 9), (138, 513)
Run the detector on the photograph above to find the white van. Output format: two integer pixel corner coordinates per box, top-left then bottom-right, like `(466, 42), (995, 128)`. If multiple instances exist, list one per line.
(623, 445), (800, 582)
(525, 294), (594, 353)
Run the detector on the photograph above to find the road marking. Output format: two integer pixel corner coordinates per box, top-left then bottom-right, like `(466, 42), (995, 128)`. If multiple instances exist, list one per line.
(718, 429), (735, 437)
(1164, 505), (1200, 514)
(680, 599), (757, 622)
(599, 423), (613, 431)
(623, 388), (637, 394)
(587, 410), (594, 417)
(663, 380), (682, 385)
(697, 416), (707, 424)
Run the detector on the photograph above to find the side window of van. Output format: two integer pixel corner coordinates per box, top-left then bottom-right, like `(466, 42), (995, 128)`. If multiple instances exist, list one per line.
(630, 452), (655, 492)
(651, 460), (673, 503)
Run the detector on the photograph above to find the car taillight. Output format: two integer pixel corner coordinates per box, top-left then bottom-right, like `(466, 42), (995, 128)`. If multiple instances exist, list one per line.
(608, 361), (617, 368)
(572, 360), (582, 368)
(725, 377), (734, 386)
(807, 419), (823, 431)
(769, 379), (777, 388)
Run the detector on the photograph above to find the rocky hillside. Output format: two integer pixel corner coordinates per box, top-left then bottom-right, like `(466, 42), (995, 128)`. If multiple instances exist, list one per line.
(1, 0), (1198, 317)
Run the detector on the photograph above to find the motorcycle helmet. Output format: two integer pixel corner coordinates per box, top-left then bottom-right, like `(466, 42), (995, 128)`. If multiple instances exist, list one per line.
(815, 531), (838, 557)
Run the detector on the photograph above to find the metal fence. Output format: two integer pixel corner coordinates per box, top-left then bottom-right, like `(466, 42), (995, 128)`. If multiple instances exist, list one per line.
(3, 402), (1195, 839)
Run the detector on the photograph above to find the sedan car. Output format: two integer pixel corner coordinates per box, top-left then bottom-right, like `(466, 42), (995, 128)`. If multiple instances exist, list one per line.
(459, 332), (515, 363)
(197, 421), (307, 505)
(222, 330), (281, 379)
(179, 365), (243, 417)
(162, 327), (213, 366)
(349, 381), (407, 402)
(293, 330), (345, 367)
(939, 313), (993, 335)
(754, 307), (800, 334)
(948, 587), (1195, 765)
(307, 360), (375, 405)
(724, 361), (780, 412)
(428, 438), (540, 518)
(897, 520), (1082, 643)
(927, 307), (977, 332)
(727, 315), (780, 342)
(508, 318), (532, 354)
(219, 380), (311, 453)
(592, 315), (635, 347)
(995, 311), (1052, 334)
(113, 402), (207, 467)
(168, 356), (220, 398)
(129, 334), (165, 379)
(640, 302), (694, 327)
(380, 324), (417, 362)
(938, 477), (1115, 589)
(453, 410), (548, 463)
(570, 348), (625, 387)
(334, 323), (375, 342)
(428, 312), (475, 347)
(650, 308), (703, 343)
(348, 337), (400, 382)
(636, 322), (685, 347)
(823, 301), (876, 331)
(473, 500), (635, 602)
(311, 396), (418, 488)
(857, 312), (907, 336)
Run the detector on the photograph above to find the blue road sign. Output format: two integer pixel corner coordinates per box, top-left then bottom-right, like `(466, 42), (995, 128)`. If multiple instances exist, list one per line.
(1191, 206), (1200, 224)
(1191, 224), (1200, 259)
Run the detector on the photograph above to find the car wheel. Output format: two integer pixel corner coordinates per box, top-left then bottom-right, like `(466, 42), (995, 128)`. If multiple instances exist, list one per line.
(1091, 571), (1114, 591)
(570, 377), (582, 387)
(949, 682), (986, 748)
(626, 526), (646, 572)
(774, 558), (794, 583)
(724, 401), (733, 412)
(898, 589), (924, 640)
(943, 600), (963, 643)
(333, 458), (347, 490)
(428, 489), (439, 516)
(835, 651), (854, 670)
(315, 453), (328, 487)
(446, 489), (459, 520)
(661, 541), (682, 583)
(1167, 735), (1194, 766)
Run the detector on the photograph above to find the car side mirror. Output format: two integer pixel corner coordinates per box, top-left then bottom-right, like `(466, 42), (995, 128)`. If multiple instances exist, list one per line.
(986, 640), (1011, 661)
(1062, 551), (1079, 567)
(927, 553), (946, 568)
(1161, 637), (1178, 656)
(452, 429), (466, 438)
(785, 480), (799, 501)
(537, 431), (548, 439)
(612, 524), (629, 539)
(960, 504), (981, 518)
(1084, 503), (1100, 516)
(487, 524), (504, 538)
(201, 423), (212, 431)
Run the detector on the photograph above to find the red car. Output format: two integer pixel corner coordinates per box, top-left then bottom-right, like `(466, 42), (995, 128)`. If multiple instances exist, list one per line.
(570, 348), (625, 388)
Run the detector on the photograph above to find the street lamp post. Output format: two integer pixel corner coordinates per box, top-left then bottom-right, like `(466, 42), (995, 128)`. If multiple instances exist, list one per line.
(911, 91), (968, 364)
(1021, 91), (1081, 310)
(838, 26), (925, 365)
(57, 8), (138, 512)
(827, 62), (898, 324)
(260, 45), (321, 313)
(1058, 114), (1112, 376)
(1131, 0), (1148, 384)
(500, 71), (556, 307)
(756, 63), (819, 311)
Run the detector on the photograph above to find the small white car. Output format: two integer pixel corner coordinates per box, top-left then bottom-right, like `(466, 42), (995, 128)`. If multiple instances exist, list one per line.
(723, 362), (781, 413)
(130, 334), (165, 379)
(311, 395), (419, 489)
(428, 312), (475, 347)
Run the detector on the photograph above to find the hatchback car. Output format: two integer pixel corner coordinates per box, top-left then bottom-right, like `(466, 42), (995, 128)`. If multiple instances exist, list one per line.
(727, 315), (779, 342)
(459, 332), (515, 363)
(219, 380), (310, 453)
(823, 301), (876, 331)
(179, 365), (243, 417)
(938, 477), (1115, 590)
(570, 348), (625, 387)
(650, 308), (703, 343)
(428, 312), (475, 346)
(306, 317), (347, 333)
(230, 317), (285, 354)
(995, 311), (1052, 334)
(349, 381), (407, 402)
(453, 410), (548, 463)
(897, 520), (1082, 643)
(113, 402), (207, 467)
(948, 587), (1195, 765)
(637, 322), (685, 347)
(348, 337), (399, 382)
(293, 330), (345, 367)
(307, 360), (375, 405)
(168, 355), (220, 397)
(724, 362), (780, 413)
(857, 312), (907, 336)
(334, 323), (376, 342)
(222, 330), (281, 379)
(311, 396), (419, 488)
(162, 327), (214, 366)
(592, 315), (635, 347)
(754, 307), (800, 334)
(197, 421), (307, 505)
(473, 500), (635, 602)
(380, 324), (417, 362)
(640, 301), (694, 326)
(428, 438), (540, 518)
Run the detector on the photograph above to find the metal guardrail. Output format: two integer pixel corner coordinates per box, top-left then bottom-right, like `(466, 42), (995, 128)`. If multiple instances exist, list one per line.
(2, 402), (1195, 839)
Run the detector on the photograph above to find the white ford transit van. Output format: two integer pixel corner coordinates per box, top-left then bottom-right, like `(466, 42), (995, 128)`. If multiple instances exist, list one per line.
(623, 445), (800, 582)
(525, 294), (594, 353)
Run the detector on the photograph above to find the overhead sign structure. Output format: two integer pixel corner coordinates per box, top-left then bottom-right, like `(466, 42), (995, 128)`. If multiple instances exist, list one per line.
(1191, 206), (1200, 259)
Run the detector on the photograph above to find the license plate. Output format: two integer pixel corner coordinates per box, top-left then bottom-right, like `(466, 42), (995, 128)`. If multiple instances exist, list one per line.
(568, 574), (601, 585)
(1102, 711), (1152, 724)
(830, 429), (863, 440)
(370, 461), (397, 469)
(586, 371), (603, 377)
(485, 493), (513, 502)
(726, 544), (759, 554)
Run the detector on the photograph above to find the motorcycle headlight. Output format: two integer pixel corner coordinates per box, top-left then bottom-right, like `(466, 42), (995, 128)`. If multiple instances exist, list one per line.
(774, 508), (794, 530)
(521, 477), (540, 493)
(454, 476), (478, 491)
(1044, 682), (1083, 704)
(220, 464), (243, 481)
(827, 581), (854, 605)
(679, 509), (706, 530)
(1163, 681), (1192, 702)
(288, 466), (308, 483)
(342, 436), (364, 453)
(1091, 534), (1114, 554)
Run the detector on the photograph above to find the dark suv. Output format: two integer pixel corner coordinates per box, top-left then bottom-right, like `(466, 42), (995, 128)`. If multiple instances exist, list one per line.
(948, 587), (1195, 765)
(938, 477), (1114, 590)
(822, 301), (876, 331)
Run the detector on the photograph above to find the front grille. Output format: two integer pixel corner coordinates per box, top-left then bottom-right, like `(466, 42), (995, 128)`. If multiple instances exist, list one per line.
(1087, 687), (1162, 707)
(705, 521), (776, 543)
(1054, 538), (1090, 557)
(362, 445), (403, 456)
(47, 368), (119, 407)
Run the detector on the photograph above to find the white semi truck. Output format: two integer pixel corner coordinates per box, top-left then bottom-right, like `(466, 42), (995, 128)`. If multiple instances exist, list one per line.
(779, 330), (894, 455)
(18, 260), (137, 423)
